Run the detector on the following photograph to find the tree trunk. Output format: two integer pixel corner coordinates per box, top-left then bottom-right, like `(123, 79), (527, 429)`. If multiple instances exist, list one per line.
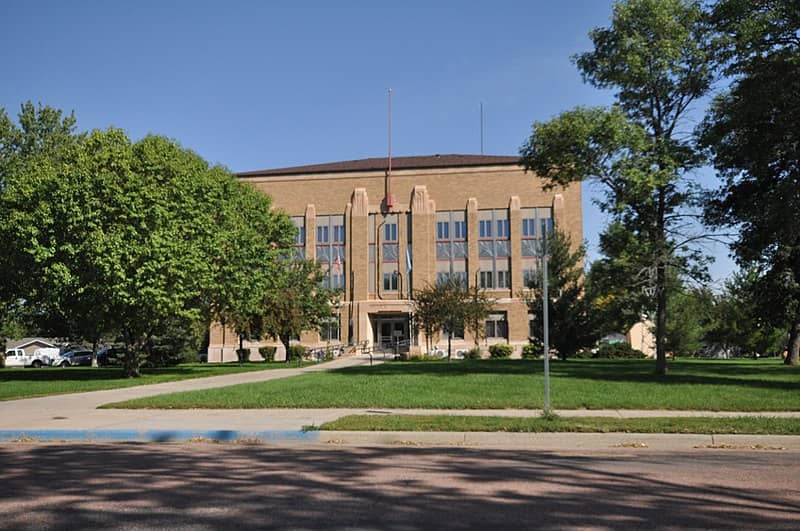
(654, 186), (668, 376)
(91, 339), (98, 368)
(785, 318), (800, 366)
(123, 339), (141, 378)
(447, 333), (452, 361)
(655, 263), (668, 375)
(281, 334), (291, 363)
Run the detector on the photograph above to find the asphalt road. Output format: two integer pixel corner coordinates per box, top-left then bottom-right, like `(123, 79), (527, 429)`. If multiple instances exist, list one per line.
(1, 443), (797, 530)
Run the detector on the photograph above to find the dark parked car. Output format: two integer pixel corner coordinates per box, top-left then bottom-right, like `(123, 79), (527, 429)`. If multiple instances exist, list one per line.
(53, 350), (93, 367)
(97, 347), (124, 367)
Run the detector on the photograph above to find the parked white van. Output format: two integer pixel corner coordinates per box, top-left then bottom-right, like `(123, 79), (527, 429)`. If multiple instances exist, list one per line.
(3, 347), (60, 368)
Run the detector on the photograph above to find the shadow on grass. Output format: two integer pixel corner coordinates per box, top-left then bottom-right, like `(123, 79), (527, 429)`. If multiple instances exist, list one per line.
(334, 359), (800, 391)
(0, 443), (797, 529)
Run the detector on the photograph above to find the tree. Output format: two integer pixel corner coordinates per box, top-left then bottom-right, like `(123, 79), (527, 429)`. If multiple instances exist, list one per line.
(204, 177), (294, 361)
(664, 285), (714, 357)
(1, 103), (297, 375)
(412, 286), (441, 354)
(585, 222), (652, 336)
(701, 0), (800, 364)
(521, 229), (594, 359)
(704, 268), (786, 357)
(414, 279), (492, 360)
(255, 259), (336, 362)
(521, 0), (715, 374)
(0, 102), (81, 348)
(463, 283), (494, 348)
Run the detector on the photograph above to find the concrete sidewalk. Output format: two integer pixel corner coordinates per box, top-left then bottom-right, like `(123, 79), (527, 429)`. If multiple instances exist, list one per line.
(1, 354), (799, 450)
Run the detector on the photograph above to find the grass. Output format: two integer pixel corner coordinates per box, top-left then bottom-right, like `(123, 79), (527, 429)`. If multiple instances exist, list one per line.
(103, 358), (800, 411)
(316, 414), (800, 435)
(0, 362), (308, 401)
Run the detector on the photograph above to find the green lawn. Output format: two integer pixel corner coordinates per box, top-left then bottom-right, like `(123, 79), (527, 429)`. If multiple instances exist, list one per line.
(104, 358), (800, 411)
(318, 414), (800, 435)
(0, 362), (306, 401)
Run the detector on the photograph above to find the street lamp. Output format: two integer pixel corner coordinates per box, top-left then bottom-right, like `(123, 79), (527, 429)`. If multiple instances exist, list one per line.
(541, 222), (551, 414)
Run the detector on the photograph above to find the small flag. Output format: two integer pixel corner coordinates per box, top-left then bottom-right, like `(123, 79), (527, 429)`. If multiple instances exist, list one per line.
(406, 245), (412, 272)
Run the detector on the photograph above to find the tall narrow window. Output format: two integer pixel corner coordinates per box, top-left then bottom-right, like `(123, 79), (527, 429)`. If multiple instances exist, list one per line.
(436, 210), (467, 287)
(478, 209), (510, 290)
(316, 214), (345, 290)
(381, 213), (400, 292)
(291, 217), (305, 260)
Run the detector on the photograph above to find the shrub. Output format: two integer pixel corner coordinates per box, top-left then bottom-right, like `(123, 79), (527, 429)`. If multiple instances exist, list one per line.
(489, 343), (513, 359)
(259, 346), (277, 363)
(287, 344), (306, 362)
(593, 342), (646, 359)
(465, 347), (482, 360)
(522, 343), (542, 360)
(235, 348), (250, 364)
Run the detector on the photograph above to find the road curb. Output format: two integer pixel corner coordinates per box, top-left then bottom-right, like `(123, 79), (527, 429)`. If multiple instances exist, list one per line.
(0, 429), (320, 444)
(3, 429), (798, 451)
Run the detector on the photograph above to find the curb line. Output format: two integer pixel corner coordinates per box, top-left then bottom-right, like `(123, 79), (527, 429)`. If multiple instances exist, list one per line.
(0, 429), (320, 443)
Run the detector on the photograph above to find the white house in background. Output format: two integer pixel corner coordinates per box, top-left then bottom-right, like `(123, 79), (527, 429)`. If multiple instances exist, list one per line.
(5, 337), (56, 355)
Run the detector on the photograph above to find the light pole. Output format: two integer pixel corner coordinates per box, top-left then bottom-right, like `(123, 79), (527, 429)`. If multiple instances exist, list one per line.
(541, 222), (551, 414)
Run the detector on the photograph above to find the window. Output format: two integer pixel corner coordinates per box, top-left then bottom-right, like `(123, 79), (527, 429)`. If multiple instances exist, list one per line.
(291, 217), (306, 260)
(479, 220), (492, 238)
(454, 220), (467, 239)
(384, 223), (397, 242)
(442, 322), (464, 340)
(436, 210), (468, 288)
(496, 270), (510, 289)
(496, 219), (510, 238)
(479, 209), (510, 290)
(370, 214), (401, 294)
(317, 225), (329, 243)
(523, 268), (538, 288)
(320, 318), (340, 341)
(383, 271), (399, 291)
(522, 218), (536, 237)
(521, 207), (553, 257)
(316, 215), (345, 290)
(333, 224), (345, 243)
(437, 221), (450, 240)
(485, 313), (508, 339)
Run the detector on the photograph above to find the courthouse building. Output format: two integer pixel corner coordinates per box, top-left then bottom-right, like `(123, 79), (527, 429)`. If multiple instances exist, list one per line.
(208, 154), (582, 361)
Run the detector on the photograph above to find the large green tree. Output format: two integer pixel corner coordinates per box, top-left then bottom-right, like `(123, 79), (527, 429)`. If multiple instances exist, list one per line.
(0, 103), (81, 350)
(521, 0), (714, 374)
(1, 103), (296, 375)
(701, 0), (800, 364)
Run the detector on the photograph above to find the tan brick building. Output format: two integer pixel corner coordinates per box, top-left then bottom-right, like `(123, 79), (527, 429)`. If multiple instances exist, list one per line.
(208, 154), (582, 361)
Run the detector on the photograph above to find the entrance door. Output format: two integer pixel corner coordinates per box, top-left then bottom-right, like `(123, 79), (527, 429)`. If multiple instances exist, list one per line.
(375, 316), (408, 350)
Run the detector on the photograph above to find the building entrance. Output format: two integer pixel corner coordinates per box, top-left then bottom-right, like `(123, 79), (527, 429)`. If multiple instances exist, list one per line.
(371, 314), (410, 351)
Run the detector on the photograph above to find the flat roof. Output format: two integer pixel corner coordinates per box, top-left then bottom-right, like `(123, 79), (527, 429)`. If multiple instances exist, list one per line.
(237, 154), (521, 178)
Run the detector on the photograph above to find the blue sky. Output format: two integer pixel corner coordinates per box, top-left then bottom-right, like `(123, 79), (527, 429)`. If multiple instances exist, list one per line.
(0, 0), (734, 283)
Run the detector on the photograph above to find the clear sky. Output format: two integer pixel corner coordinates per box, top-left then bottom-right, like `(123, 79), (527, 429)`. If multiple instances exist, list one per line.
(0, 0), (734, 283)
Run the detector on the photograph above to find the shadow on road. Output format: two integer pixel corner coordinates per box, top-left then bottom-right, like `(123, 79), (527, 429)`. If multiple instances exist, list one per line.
(0, 443), (797, 529)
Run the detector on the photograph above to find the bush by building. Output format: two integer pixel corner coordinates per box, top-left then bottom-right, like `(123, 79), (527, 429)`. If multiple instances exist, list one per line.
(259, 346), (276, 362)
(489, 344), (513, 359)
